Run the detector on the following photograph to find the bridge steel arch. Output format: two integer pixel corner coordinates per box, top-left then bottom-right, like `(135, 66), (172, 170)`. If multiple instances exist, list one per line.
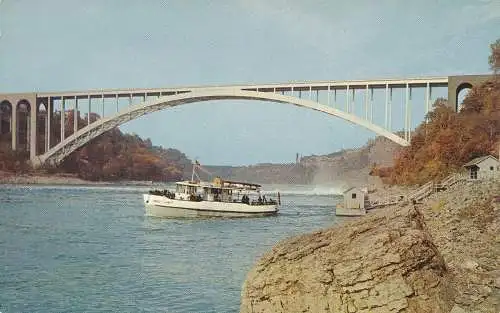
(33, 88), (410, 167)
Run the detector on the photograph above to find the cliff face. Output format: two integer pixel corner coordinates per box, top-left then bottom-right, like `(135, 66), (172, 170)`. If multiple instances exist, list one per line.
(301, 136), (401, 187)
(240, 180), (500, 313)
(240, 205), (455, 313)
(201, 163), (315, 185)
(199, 136), (400, 185)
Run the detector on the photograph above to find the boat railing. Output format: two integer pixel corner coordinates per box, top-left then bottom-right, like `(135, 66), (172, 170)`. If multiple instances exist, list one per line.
(149, 187), (281, 205)
(149, 189), (175, 199)
(250, 199), (278, 206)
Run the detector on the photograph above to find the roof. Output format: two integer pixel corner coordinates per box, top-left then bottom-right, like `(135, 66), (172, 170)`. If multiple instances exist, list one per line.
(221, 179), (261, 188)
(343, 186), (361, 194)
(463, 155), (499, 167)
(175, 181), (201, 187)
(175, 180), (256, 190)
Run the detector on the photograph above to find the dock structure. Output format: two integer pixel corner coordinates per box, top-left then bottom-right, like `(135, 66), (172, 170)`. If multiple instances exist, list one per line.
(339, 154), (499, 216)
(367, 172), (469, 210)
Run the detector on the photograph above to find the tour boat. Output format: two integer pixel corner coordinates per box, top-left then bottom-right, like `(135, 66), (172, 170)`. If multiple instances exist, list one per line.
(143, 161), (280, 218)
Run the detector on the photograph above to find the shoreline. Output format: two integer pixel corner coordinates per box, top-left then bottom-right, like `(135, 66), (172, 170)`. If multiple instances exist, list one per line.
(0, 173), (159, 186)
(240, 178), (500, 313)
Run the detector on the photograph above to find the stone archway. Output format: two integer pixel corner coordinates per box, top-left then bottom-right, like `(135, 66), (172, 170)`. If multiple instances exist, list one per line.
(447, 75), (493, 111)
(36, 89), (411, 167)
(455, 82), (473, 111)
(0, 100), (12, 149)
(37, 101), (48, 154)
(16, 100), (31, 151)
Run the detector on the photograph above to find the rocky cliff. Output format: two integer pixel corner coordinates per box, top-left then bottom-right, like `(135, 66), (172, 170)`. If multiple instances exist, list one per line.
(201, 163), (315, 185)
(240, 180), (500, 313)
(300, 136), (401, 187)
(199, 136), (400, 186)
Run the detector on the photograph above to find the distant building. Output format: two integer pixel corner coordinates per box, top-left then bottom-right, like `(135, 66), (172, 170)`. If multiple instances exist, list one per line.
(463, 155), (499, 180)
(336, 187), (368, 216)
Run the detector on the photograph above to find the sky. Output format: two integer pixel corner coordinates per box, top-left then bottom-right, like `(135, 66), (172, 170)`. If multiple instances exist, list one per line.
(0, 0), (499, 166)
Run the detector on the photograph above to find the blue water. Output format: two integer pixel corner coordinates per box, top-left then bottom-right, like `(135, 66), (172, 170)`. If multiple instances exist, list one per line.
(0, 184), (343, 313)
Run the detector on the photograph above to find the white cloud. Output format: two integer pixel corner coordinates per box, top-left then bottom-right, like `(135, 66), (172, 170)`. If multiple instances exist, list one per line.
(463, 0), (500, 22)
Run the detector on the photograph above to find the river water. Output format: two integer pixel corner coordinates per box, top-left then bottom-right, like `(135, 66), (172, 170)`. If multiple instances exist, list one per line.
(0, 184), (345, 313)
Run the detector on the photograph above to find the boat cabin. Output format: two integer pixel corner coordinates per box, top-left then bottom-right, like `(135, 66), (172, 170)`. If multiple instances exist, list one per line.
(174, 180), (250, 203)
(172, 176), (277, 205)
(201, 186), (234, 202)
(175, 182), (201, 201)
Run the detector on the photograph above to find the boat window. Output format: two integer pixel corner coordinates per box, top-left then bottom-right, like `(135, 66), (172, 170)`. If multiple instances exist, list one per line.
(211, 188), (221, 194)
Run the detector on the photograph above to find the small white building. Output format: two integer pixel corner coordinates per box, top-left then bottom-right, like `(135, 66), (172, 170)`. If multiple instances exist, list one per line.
(336, 187), (367, 216)
(463, 155), (499, 180)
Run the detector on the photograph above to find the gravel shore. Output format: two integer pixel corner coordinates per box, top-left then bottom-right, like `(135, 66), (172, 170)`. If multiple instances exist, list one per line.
(0, 173), (113, 185)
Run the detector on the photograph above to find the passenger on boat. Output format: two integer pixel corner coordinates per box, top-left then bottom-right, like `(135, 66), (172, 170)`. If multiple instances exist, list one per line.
(241, 194), (249, 204)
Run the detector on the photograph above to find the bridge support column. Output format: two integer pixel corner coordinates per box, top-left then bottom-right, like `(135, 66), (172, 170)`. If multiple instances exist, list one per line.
(408, 86), (412, 142)
(346, 85), (349, 112)
(425, 82), (430, 117)
(74, 97), (78, 134)
(370, 88), (374, 122)
(29, 101), (38, 161)
(60, 97), (65, 142)
(384, 85), (388, 128)
(47, 97), (52, 151)
(87, 95), (91, 125)
(44, 106), (48, 153)
(365, 85), (370, 120)
(389, 87), (393, 131)
(405, 84), (409, 142)
(11, 104), (17, 151)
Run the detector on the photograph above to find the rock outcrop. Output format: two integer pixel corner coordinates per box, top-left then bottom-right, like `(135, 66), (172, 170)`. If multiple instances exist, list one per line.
(240, 179), (500, 313)
(419, 180), (500, 313)
(240, 205), (455, 313)
(200, 136), (399, 185)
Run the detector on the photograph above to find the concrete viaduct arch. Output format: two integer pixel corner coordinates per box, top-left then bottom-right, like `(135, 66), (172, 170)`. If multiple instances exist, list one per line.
(0, 73), (495, 168)
(33, 89), (409, 167)
(447, 74), (493, 110)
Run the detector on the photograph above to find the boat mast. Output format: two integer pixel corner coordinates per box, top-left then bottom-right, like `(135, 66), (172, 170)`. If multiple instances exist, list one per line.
(191, 161), (197, 181)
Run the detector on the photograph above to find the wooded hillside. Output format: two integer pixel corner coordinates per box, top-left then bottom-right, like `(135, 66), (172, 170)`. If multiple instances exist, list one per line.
(371, 39), (500, 185)
(0, 110), (191, 182)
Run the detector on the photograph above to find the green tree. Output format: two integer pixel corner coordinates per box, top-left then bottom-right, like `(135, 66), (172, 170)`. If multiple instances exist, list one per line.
(489, 38), (500, 75)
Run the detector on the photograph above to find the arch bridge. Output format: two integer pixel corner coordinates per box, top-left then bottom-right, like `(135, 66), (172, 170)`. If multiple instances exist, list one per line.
(0, 74), (492, 167)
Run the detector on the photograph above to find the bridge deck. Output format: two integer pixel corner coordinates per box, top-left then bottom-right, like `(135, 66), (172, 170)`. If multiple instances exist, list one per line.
(34, 76), (449, 99)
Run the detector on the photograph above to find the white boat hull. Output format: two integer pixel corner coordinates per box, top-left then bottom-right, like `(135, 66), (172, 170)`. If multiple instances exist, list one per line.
(143, 194), (279, 218)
